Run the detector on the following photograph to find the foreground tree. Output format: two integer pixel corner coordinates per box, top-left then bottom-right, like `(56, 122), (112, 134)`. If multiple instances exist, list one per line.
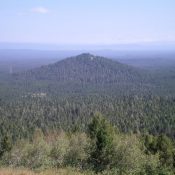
(88, 113), (115, 172)
(157, 134), (174, 167)
(0, 135), (12, 158)
(144, 134), (175, 168)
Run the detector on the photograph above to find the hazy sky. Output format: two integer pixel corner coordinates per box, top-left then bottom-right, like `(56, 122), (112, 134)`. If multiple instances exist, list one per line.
(0, 0), (175, 44)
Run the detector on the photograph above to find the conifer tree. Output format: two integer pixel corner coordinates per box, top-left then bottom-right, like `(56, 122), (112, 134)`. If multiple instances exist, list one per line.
(88, 113), (115, 171)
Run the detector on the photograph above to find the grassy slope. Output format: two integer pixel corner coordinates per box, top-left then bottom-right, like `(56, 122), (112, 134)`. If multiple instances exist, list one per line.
(0, 168), (93, 175)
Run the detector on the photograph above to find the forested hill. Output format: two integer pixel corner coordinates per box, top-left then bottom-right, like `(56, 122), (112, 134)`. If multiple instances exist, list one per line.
(15, 53), (147, 83)
(12, 53), (153, 97)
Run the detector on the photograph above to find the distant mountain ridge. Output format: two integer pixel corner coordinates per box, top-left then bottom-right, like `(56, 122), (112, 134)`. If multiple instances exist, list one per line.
(15, 53), (146, 82)
(13, 53), (153, 96)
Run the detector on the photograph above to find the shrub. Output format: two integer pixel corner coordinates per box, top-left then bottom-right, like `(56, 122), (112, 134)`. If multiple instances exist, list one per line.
(0, 135), (12, 158)
(2, 138), (51, 170)
(112, 134), (160, 175)
(50, 132), (70, 167)
(65, 133), (91, 168)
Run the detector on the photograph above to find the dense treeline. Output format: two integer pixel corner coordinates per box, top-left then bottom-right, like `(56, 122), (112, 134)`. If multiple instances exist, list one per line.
(0, 114), (174, 174)
(0, 95), (175, 141)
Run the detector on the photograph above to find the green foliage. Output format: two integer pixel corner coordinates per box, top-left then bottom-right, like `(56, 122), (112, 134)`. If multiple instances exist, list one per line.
(65, 133), (90, 168)
(157, 134), (174, 167)
(114, 135), (146, 174)
(144, 134), (175, 168)
(0, 135), (12, 158)
(112, 134), (160, 175)
(88, 113), (116, 172)
(50, 132), (70, 167)
(1, 127), (174, 174)
(26, 139), (51, 170)
(2, 137), (51, 170)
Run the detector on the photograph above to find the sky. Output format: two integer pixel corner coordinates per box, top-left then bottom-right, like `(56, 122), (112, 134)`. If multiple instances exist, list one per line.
(0, 0), (175, 45)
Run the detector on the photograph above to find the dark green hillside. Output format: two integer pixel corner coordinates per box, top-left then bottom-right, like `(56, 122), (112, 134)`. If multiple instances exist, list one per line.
(12, 53), (153, 98)
(15, 53), (148, 83)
